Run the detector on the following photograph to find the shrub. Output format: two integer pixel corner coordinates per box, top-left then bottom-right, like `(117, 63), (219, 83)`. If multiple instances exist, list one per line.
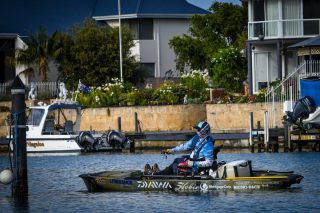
(125, 88), (154, 106)
(180, 70), (208, 99)
(152, 82), (179, 104)
(211, 47), (247, 93)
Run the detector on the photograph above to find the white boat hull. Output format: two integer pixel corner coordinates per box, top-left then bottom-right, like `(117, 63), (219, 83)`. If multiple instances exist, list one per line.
(26, 137), (82, 153)
(10, 135), (82, 153)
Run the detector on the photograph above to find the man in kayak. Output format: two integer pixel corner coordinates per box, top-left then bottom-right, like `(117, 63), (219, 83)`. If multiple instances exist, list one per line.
(144, 121), (215, 175)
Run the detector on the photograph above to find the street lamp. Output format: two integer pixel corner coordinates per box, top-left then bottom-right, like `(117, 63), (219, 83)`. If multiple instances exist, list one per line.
(118, 0), (123, 82)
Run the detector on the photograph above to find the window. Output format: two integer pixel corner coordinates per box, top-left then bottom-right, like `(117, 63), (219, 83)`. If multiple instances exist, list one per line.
(125, 19), (138, 40)
(139, 19), (154, 40)
(27, 109), (45, 126)
(303, 0), (320, 35)
(140, 63), (155, 77)
(124, 19), (154, 40)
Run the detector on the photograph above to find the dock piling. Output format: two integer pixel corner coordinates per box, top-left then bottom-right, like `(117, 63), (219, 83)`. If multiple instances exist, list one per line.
(117, 117), (121, 132)
(283, 122), (290, 152)
(134, 112), (138, 133)
(11, 77), (28, 198)
(249, 112), (254, 153)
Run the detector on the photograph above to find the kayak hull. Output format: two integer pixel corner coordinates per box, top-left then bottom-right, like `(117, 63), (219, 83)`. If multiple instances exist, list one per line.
(79, 170), (303, 192)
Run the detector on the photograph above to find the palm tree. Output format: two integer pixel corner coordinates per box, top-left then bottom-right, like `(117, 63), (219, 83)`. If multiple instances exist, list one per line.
(16, 27), (54, 81)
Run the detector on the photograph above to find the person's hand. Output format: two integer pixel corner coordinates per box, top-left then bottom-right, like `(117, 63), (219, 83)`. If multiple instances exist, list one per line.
(161, 149), (173, 154)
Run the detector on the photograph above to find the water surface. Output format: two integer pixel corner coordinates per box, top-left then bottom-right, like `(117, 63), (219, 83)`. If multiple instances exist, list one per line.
(0, 151), (319, 212)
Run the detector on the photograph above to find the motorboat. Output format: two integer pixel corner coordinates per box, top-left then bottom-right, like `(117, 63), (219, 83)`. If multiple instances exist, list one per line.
(79, 146), (303, 192)
(8, 100), (129, 153)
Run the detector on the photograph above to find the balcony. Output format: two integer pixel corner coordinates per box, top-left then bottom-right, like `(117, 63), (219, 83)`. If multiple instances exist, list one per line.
(248, 19), (320, 40)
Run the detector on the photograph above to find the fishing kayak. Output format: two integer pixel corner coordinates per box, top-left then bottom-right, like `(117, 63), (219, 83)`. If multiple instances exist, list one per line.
(79, 160), (303, 192)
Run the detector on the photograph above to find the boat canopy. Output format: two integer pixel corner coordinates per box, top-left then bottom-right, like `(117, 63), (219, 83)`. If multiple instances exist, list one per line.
(48, 102), (83, 110)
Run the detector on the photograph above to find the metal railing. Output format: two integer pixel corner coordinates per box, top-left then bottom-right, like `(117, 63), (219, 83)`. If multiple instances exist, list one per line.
(265, 60), (320, 127)
(0, 81), (58, 99)
(0, 83), (10, 95)
(248, 19), (320, 39)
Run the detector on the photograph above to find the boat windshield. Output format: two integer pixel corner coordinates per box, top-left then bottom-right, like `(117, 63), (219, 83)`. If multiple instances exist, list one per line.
(27, 108), (45, 126)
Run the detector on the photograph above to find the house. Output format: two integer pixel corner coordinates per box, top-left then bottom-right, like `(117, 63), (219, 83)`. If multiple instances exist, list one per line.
(0, 0), (209, 86)
(245, 0), (320, 94)
(92, 0), (210, 84)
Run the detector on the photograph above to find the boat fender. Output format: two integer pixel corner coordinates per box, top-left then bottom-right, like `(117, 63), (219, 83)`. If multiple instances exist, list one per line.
(0, 168), (14, 185)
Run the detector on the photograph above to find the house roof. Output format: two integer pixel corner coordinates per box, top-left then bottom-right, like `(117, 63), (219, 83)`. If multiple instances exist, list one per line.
(93, 0), (210, 20)
(288, 36), (320, 49)
(0, 0), (209, 37)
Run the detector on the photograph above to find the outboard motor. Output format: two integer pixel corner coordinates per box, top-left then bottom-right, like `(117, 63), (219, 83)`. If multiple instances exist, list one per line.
(107, 130), (131, 148)
(77, 131), (104, 151)
(284, 96), (316, 129)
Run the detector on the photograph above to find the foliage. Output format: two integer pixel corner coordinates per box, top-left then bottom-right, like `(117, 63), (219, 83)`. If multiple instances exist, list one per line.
(74, 78), (126, 107)
(53, 19), (138, 88)
(169, 2), (247, 74)
(152, 82), (179, 105)
(180, 70), (209, 101)
(16, 27), (57, 81)
(125, 88), (154, 106)
(234, 89), (266, 104)
(255, 89), (266, 102)
(211, 47), (247, 92)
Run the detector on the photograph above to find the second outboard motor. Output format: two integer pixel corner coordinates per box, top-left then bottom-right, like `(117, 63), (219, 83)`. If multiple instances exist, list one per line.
(107, 130), (130, 148)
(77, 131), (103, 151)
(284, 96), (316, 128)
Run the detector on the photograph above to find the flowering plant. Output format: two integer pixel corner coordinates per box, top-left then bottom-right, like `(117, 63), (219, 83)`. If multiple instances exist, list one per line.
(211, 47), (247, 93)
(180, 69), (209, 100)
(152, 82), (179, 104)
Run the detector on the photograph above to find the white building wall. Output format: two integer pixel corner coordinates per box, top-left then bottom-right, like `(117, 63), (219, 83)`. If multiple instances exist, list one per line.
(108, 18), (191, 78)
(15, 37), (28, 84)
(156, 19), (190, 77)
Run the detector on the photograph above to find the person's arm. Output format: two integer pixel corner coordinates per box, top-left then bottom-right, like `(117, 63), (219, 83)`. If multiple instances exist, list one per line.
(169, 135), (198, 153)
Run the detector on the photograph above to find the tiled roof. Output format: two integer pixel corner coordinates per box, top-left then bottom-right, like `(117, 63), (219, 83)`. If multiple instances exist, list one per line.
(93, 0), (210, 19)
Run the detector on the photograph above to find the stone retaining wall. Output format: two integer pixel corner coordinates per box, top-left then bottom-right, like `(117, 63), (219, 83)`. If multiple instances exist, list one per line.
(0, 101), (284, 137)
(80, 104), (207, 132)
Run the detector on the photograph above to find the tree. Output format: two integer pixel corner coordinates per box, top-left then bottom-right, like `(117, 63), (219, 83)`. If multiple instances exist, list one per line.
(16, 27), (55, 81)
(211, 47), (247, 92)
(169, 2), (247, 73)
(54, 19), (138, 88)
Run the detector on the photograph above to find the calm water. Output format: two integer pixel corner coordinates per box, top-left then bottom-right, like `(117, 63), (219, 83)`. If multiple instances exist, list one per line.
(0, 151), (320, 213)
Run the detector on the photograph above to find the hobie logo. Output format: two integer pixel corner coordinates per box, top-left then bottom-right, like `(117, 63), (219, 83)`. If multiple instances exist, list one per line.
(27, 141), (44, 148)
(137, 181), (172, 189)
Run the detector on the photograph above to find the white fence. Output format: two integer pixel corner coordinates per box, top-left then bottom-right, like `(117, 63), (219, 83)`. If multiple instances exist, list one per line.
(0, 82), (58, 98)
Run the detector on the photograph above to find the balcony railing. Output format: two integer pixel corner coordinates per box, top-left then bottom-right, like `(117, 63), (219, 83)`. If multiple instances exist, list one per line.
(248, 19), (320, 40)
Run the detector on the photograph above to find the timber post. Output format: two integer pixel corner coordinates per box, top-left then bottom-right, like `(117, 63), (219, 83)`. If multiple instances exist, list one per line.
(134, 112), (138, 133)
(117, 117), (121, 132)
(11, 76), (28, 198)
